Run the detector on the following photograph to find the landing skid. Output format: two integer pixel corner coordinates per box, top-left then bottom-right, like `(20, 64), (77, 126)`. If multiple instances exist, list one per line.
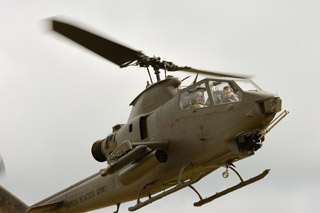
(129, 173), (205, 211)
(128, 164), (269, 211)
(129, 163), (205, 211)
(194, 169), (270, 206)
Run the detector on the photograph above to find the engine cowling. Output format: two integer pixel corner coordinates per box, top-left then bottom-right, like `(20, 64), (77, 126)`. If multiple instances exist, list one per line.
(91, 139), (107, 162)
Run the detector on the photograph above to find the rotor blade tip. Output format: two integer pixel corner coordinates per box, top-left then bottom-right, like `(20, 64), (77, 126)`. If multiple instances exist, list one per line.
(0, 155), (6, 179)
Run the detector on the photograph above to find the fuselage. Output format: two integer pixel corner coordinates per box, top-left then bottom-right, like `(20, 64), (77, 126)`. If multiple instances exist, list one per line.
(29, 76), (281, 212)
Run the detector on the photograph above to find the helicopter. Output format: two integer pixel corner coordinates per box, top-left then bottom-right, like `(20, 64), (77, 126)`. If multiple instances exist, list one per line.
(0, 19), (288, 213)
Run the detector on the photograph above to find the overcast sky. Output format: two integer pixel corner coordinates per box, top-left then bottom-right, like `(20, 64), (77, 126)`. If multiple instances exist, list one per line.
(1, 0), (320, 212)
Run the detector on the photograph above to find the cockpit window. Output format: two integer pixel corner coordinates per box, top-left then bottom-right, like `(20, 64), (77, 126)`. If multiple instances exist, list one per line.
(209, 81), (242, 105)
(180, 83), (210, 110)
(234, 80), (261, 91)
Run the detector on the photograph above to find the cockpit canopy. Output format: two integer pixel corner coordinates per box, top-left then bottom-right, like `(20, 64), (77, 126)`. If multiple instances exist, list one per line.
(180, 79), (261, 110)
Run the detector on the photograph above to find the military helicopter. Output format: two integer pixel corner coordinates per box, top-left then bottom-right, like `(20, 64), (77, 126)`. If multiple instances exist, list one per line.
(0, 19), (288, 213)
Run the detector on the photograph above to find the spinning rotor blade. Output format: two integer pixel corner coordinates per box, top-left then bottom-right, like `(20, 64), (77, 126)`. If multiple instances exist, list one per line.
(172, 66), (251, 79)
(51, 19), (144, 67)
(50, 18), (250, 80)
(0, 154), (5, 179)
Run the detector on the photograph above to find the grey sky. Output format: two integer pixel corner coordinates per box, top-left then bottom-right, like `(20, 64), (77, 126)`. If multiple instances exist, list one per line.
(1, 0), (319, 212)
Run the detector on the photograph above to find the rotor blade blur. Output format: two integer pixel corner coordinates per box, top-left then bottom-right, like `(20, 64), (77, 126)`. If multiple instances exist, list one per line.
(0, 155), (5, 179)
(176, 67), (251, 79)
(51, 19), (144, 67)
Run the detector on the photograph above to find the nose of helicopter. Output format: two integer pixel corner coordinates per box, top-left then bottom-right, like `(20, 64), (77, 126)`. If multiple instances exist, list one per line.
(261, 97), (282, 115)
(236, 96), (284, 152)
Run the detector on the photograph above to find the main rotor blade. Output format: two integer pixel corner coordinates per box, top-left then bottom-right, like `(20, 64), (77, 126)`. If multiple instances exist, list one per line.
(0, 154), (6, 179)
(176, 67), (251, 79)
(51, 19), (144, 67)
(50, 19), (251, 79)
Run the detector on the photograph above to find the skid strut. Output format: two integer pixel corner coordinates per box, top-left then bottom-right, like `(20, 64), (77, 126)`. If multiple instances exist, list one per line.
(129, 163), (205, 211)
(113, 203), (120, 213)
(194, 169), (270, 207)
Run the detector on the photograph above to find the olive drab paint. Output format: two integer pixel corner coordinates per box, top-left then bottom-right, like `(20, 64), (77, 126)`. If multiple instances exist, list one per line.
(0, 18), (288, 213)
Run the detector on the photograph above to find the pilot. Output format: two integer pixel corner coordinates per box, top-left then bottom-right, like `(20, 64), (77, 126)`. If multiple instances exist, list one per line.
(181, 96), (192, 109)
(186, 92), (205, 109)
(221, 86), (239, 104)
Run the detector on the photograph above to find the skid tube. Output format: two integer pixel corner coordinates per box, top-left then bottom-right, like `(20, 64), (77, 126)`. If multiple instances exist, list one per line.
(194, 169), (270, 207)
(129, 173), (205, 211)
(129, 163), (205, 211)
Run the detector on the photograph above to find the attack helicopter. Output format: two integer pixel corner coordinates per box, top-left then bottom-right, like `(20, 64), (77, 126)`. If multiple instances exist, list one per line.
(0, 19), (288, 213)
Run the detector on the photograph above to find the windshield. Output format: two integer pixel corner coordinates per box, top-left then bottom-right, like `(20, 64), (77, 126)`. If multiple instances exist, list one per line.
(235, 80), (261, 91)
(180, 83), (210, 110)
(208, 80), (242, 105)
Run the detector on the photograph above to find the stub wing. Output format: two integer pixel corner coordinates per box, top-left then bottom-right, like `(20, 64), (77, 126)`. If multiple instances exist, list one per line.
(27, 201), (63, 213)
